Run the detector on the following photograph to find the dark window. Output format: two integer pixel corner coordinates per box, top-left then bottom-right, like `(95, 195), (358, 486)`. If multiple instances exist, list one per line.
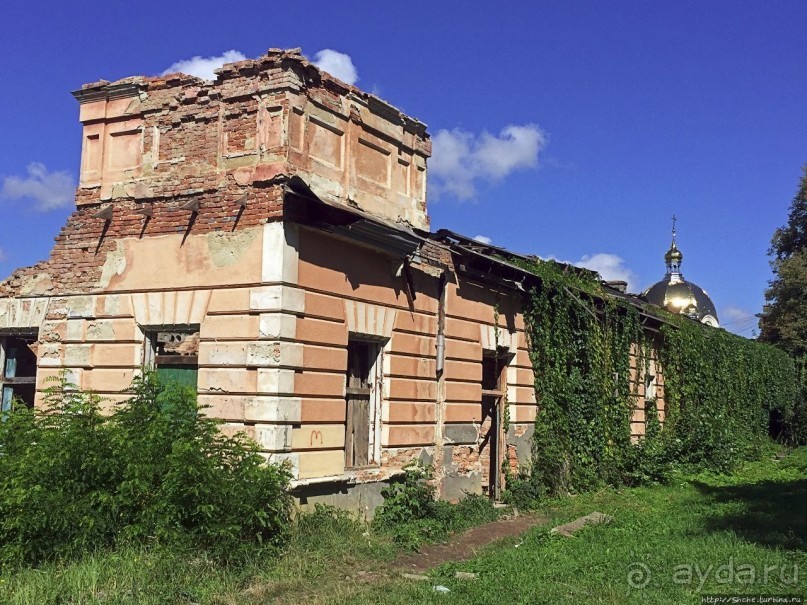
(1, 332), (39, 411)
(482, 355), (503, 395)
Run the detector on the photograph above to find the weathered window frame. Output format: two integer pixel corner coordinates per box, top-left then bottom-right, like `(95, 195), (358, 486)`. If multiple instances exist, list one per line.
(141, 325), (200, 389)
(0, 330), (39, 411)
(481, 349), (511, 500)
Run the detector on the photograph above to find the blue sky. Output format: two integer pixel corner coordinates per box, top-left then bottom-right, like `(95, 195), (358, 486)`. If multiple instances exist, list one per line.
(1, 1), (805, 337)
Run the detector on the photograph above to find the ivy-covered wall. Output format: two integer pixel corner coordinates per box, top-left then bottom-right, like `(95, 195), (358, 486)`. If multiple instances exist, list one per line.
(516, 260), (797, 495)
(660, 320), (796, 472)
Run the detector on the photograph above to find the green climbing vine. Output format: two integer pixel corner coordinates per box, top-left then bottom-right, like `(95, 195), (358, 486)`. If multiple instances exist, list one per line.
(659, 318), (796, 472)
(510, 258), (798, 497)
(520, 261), (645, 494)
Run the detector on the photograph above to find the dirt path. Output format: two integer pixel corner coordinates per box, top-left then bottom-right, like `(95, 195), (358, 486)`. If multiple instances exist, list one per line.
(394, 513), (550, 573)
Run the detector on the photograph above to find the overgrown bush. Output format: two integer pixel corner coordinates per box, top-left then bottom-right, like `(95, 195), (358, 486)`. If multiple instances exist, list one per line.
(520, 262), (647, 495)
(373, 462), (499, 549)
(501, 468), (545, 510)
(0, 372), (291, 566)
(620, 399), (670, 485)
(373, 462), (435, 527)
(0, 382), (119, 565)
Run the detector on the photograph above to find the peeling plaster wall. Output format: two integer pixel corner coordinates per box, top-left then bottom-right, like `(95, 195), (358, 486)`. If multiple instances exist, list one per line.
(0, 47), (667, 510)
(9, 221), (298, 437)
(0, 49), (431, 494)
(1, 48), (430, 298)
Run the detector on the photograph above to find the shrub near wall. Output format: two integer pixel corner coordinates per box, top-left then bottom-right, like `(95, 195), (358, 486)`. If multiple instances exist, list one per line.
(518, 261), (797, 497)
(0, 372), (292, 566)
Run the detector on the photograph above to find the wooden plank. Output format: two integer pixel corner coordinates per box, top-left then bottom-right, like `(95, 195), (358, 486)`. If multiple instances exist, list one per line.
(2, 377), (36, 384)
(351, 395), (370, 466)
(156, 354), (198, 366)
(156, 366), (198, 389)
(344, 398), (355, 466)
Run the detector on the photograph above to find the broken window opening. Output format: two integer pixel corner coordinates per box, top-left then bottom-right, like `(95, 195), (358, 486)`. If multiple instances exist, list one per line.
(480, 350), (509, 500)
(143, 326), (200, 390)
(345, 338), (384, 469)
(1, 332), (39, 411)
(645, 373), (657, 402)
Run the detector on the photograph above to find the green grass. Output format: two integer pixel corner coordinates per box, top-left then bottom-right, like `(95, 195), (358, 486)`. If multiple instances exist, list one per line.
(0, 505), (399, 604)
(342, 446), (807, 604)
(2, 447), (805, 604)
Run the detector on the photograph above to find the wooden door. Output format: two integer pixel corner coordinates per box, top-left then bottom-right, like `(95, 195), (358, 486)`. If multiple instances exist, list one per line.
(346, 341), (373, 467)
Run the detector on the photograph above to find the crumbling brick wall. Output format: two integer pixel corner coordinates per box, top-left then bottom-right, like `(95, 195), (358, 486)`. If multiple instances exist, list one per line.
(0, 188), (283, 298)
(2, 48), (431, 300)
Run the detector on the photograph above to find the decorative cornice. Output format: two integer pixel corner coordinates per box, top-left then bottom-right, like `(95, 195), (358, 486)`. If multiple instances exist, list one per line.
(71, 82), (143, 104)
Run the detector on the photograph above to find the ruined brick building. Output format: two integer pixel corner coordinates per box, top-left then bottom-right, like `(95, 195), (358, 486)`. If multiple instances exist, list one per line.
(0, 49), (666, 512)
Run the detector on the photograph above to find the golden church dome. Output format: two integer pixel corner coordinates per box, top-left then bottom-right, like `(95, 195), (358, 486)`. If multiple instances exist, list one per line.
(642, 218), (719, 327)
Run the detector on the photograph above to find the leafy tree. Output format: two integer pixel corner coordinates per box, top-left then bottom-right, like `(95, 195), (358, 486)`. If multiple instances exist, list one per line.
(761, 165), (807, 445)
(760, 165), (807, 357)
(770, 165), (807, 261)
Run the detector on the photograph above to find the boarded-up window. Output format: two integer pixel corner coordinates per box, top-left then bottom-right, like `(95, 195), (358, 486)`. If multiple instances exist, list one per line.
(0, 332), (38, 411)
(144, 328), (199, 389)
(345, 339), (382, 468)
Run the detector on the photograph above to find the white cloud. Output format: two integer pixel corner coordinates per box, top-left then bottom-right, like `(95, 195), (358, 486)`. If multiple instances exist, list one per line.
(312, 49), (358, 85)
(429, 125), (546, 200)
(473, 235), (493, 245)
(721, 305), (757, 329)
(574, 253), (640, 292)
(719, 305), (759, 336)
(1, 163), (75, 211)
(161, 49), (246, 81)
(721, 306), (751, 323)
(547, 252), (639, 292)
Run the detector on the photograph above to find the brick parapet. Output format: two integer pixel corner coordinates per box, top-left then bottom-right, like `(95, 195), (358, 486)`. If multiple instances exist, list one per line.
(72, 48), (430, 227)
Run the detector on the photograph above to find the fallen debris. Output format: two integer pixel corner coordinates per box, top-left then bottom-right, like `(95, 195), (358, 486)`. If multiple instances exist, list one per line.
(454, 571), (479, 580)
(401, 573), (430, 581)
(550, 511), (613, 537)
